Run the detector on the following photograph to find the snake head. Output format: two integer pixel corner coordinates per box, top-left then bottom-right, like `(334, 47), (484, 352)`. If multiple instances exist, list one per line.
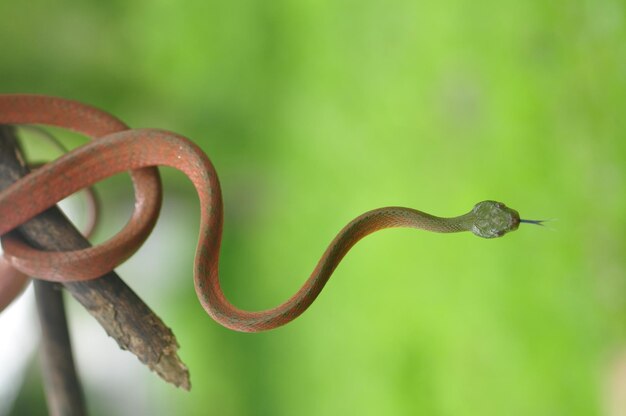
(470, 200), (520, 239)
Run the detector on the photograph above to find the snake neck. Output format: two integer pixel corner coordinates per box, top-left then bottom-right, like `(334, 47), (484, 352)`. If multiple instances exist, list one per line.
(408, 210), (476, 234)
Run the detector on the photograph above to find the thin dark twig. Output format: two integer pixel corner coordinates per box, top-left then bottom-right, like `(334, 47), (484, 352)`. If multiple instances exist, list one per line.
(34, 280), (87, 416)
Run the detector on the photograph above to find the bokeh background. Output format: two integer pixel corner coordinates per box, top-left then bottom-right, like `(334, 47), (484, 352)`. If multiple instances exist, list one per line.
(1, 0), (625, 415)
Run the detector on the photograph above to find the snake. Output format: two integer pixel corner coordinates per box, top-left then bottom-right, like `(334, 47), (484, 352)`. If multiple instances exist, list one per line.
(0, 94), (537, 332)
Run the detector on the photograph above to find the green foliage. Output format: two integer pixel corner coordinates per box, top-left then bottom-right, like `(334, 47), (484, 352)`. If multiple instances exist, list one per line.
(2, 0), (625, 415)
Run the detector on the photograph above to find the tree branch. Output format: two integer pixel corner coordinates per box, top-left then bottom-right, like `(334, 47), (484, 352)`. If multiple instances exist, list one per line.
(0, 125), (190, 390)
(35, 280), (87, 416)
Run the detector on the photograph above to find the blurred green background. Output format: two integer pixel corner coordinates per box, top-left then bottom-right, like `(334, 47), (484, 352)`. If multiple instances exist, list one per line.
(1, 0), (625, 415)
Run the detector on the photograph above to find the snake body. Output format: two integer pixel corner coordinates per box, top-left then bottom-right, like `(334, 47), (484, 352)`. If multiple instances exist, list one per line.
(0, 94), (522, 332)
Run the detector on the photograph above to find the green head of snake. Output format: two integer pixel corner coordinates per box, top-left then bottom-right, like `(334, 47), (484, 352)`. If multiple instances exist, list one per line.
(470, 200), (520, 239)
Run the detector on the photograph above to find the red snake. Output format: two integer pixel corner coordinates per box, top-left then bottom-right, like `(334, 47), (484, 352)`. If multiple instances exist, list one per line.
(0, 94), (526, 332)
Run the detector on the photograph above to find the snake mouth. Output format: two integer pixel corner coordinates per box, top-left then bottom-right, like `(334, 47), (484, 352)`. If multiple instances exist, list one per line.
(511, 215), (520, 228)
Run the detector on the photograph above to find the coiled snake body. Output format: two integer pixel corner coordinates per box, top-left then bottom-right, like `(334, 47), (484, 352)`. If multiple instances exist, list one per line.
(0, 94), (526, 332)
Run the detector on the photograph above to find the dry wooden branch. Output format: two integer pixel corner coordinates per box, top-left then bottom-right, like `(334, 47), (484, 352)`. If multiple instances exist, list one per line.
(35, 280), (87, 416)
(0, 125), (190, 390)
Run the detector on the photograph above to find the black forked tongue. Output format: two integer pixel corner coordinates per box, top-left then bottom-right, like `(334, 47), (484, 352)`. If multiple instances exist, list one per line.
(520, 219), (546, 226)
